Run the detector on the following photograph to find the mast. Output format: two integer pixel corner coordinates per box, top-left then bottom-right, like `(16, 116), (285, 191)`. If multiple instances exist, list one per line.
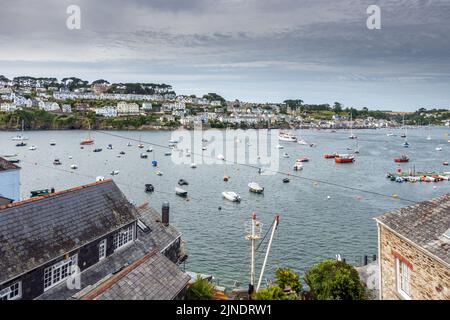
(245, 212), (261, 295)
(256, 215), (280, 292)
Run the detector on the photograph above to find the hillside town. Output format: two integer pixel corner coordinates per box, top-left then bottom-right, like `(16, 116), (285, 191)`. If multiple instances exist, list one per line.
(1, 75), (449, 130)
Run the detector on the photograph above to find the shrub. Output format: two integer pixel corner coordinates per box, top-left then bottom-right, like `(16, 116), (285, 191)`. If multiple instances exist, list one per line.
(186, 276), (214, 300)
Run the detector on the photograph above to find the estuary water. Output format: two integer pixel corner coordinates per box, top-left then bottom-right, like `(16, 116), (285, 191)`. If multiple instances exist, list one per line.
(1, 127), (449, 288)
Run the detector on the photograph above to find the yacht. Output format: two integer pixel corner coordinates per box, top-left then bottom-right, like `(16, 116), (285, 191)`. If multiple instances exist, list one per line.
(29, 145), (37, 151)
(190, 163), (197, 168)
(175, 187), (188, 197)
(110, 170), (120, 176)
(278, 132), (297, 142)
(248, 182), (264, 194)
(222, 191), (241, 202)
(70, 164), (78, 169)
(297, 139), (308, 145)
(275, 144), (284, 149)
(12, 120), (28, 141)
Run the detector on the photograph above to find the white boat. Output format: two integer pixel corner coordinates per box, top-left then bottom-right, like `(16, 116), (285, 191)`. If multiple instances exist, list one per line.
(70, 164), (78, 169)
(190, 163), (197, 168)
(68, 156), (73, 159)
(96, 176), (105, 182)
(169, 139), (179, 144)
(127, 142), (132, 147)
(217, 154), (225, 161)
(436, 147), (442, 151)
(175, 187), (188, 197)
(12, 120), (28, 141)
(275, 144), (284, 149)
(110, 170), (120, 175)
(293, 162), (303, 171)
(426, 136), (432, 141)
(202, 146), (207, 151)
(29, 145), (37, 151)
(222, 191), (241, 202)
(297, 139), (308, 145)
(349, 113), (357, 139)
(283, 153), (290, 158)
(386, 132), (394, 136)
(156, 171), (163, 176)
(278, 132), (297, 142)
(248, 182), (264, 194)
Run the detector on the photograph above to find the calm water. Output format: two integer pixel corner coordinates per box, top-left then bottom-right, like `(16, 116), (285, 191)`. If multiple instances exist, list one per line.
(1, 127), (450, 288)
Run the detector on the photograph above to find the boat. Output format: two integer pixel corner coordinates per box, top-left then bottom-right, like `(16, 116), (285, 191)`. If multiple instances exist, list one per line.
(8, 159), (20, 163)
(175, 187), (188, 197)
(400, 115), (407, 138)
(443, 162), (449, 166)
(283, 153), (290, 158)
(335, 154), (355, 163)
(178, 179), (189, 186)
(138, 144), (144, 149)
(50, 142), (56, 146)
(107, 144), (113, 150)
(169, 139), (179, 144)
(436, 147), (442, 151)
(127, 142), (132, 147)
(349, 113), (357, 139)
(223, 175), (230, 181)
(324, 153), (337, 159)
(403, 141), (410, 148)
(202, 146), (207, 151)
(222, 191), (241, 202)
(152, 160), (158, 167)
(110, 170), (119, 175)
(282, 178), (290, 183)
(190, 163), (197, 168)
(146, 148), (153, 153)
(70, 164), (78, 169)
(278, 132), (297, 142)
(275, 144), (284, 149)
(248, 182), (264, 194)
(53, 159), (62, 165)
(140, 153), (148, 159)
(156, 171), (163, 176)
(394, 155), (409, 163)
(145, 184), (154, 193)
(164, 152), (172, 156)
(386, 132), (394, 137)
(119, 151), (126, 155)
(12, 120), (29, 141)
(297, 139), (308, 145)
(16, 141), (27, 147)
(96, 176), (105, 182)
(217, 154), (225, 161)
(93, 148), (102, 152)
(296, 157), (309, 162)
(293, 162), (303, 171)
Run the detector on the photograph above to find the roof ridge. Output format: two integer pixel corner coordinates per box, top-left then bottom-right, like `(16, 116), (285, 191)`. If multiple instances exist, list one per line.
(0, 179), (114, 210)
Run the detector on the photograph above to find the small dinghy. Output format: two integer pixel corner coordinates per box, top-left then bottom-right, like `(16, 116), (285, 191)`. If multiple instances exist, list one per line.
(248, 182), (264, 194)
(293, 162), (303, 171)
(146, 148), (153, 153)
(276, 145), (284, 149)
(298, 139), (308, 145)
(93, 148), (102, 152)
(140, 153), (148, 159)
(96, 176), (105, 182)
(152, 160), (158, 167)
(283, 153), (290, 158)
(178, 179), (189, 186)
(119, 151), (125, 155)
(175, 187), (188, 197)
(53, 159), (62, 165)
(164, 152), (172, 156)
(50, 142), (56, 146)
(217, 154), (225, 161)
(107, 144), (113, 150)
(138, 144), (144, 149)
(70, 164), (78, 169)
(29, 145), (37, 150)
(110, 170), (120, 176)
(190, 163), (197, 168)
(16, 141), (27, 147)
(145, 184), (154, 193)
(297, 157), (309, 162)
(223, 175), (230, 182)
(202, 146), (207, 151)
(436, 147), (443, 151)
(283, 177), (290, 183)
(222, 191), (241, 202)
(156, 171), (163, 176)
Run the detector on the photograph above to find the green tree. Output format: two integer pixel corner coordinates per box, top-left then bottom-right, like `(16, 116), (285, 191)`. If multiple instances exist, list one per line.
(332, 102), (342, 113)
(304, 259), (367, 300)
(275, 268), (302, 293)
(254, 285), (297, 300)
(186, 276), (214, 300)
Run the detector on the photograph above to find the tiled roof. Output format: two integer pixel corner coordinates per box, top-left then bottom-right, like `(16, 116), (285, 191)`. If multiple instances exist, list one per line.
(90, 251), (190, 300)
(375, 193), (450, 266)
(0, 157), (20, 171)
(0, 179), (138, 284)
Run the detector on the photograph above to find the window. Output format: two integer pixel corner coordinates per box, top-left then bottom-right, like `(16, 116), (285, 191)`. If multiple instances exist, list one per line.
(0, 281), (21, 300)
(113, 224), (135, 251)
(43, 254), (78, 291)
(396, 258), (411, 299)
(99, 239), (107, 260)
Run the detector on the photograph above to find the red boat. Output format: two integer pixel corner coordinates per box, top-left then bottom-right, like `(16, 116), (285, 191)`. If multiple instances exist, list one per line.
(443, 162), (449, 166)
(394, 155), (409, 163)
(297, 157), (309, 162)
(80, 139), (94, 145)
(324, 153), (337, 159)
(335, 154), (355, 163)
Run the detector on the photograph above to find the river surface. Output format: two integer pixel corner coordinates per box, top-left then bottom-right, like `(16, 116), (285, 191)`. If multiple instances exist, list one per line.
(1, 127), (450, 288)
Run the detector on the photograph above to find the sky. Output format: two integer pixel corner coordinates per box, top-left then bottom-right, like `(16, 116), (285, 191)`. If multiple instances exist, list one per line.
(0, 0), (449, 110)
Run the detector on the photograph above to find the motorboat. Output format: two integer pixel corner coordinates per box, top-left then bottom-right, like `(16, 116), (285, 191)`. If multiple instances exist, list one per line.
(70, 164), (78, 169)
(169, 139), (179, 144)
(164, 152), (172, 156)
(175, 187), (188, 197)
(110, 170), (120, 175)
(282, 177), (290, 183)
(276, 144), (284, 149)
(50, 142), (56, 146)
(138, 144), (144, 149)
(293, 162), (303, 171)
(146, 148), (153, 153)
(394, 155), (409, 163)
(283, 153), (290, 158)
(68, 156), (73, 159)
(278, 132), (297, 142)
(436, 147), (443, 151)
(335, 154), (355, 163)
(156, 171), (163, 176)
(324, 153), (337, 159)
(223, 175), (230, 182)
(80, 138), (94, 145)
(107, 144), (113, 150)
(93, 148), (102, 152)
(202, 146), (207, 151)
(145, 184), (154, 193)
(217, 154), (225, 161)
(120, 151), (126, 155)
(96, 176), (105, 182)
(386, 132), (395, 137)
(190, 163), (197, 168)
(140, 153), (148, 159)
(296, 157), (309, 162)
(443, 162), (449, 166)
(222, 191), (241, 202)
(297, 139), (308, 145)
(178, 179), (189, 186)
(248, 182), (264, 194)
(16, 141), (27, 147)
(152, 160), (158, 167)
(53, 159), (62, 165)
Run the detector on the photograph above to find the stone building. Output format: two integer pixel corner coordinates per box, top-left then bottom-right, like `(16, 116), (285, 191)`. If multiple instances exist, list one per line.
(375, 194), (450, 300)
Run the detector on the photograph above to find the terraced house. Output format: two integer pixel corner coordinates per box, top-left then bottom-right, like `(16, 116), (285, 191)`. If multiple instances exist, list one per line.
(375, 194), (450, 300)
(0, 179), (189, 300)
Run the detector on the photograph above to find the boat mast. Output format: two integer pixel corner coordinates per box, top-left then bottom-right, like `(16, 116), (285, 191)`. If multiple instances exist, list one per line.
(245, 212), (261, 295)
(256, 215), (280, 292)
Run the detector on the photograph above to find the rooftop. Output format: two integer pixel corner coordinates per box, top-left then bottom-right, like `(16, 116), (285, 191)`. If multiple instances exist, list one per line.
(0, 157), (20, 172)
(375, 193), (450, 266)
(0, 179), (138, 284)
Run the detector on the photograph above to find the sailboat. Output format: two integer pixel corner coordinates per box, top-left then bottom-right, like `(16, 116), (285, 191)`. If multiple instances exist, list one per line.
(400, 115), (407, 138)
(349, 112), (357, 139)
(80, 124), (94, 145)
(426, 122), (432, 140)
(12, 120), (29, 141)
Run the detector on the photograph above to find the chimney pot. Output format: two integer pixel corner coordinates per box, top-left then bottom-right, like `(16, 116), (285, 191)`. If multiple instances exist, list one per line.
(162, 202), (170, 226)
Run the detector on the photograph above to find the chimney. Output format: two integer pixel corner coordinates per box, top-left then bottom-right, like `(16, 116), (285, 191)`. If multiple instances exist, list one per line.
(162, 202), (170, 226)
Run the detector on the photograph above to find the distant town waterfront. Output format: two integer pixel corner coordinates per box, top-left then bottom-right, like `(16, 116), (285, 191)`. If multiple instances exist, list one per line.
(1, 127), (450, 288)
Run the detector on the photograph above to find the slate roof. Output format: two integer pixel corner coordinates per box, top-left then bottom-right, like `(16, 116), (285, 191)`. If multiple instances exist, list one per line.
(0, 157), (20, 172)
(375, 193), (450, 266)
(0, 179), (138, 284)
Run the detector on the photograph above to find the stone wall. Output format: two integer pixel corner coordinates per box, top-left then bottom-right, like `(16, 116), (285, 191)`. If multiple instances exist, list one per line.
(379, 225), (450, 300)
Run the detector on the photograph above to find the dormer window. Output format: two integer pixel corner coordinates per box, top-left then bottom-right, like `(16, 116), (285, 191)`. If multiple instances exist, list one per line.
(113, 224), (135, 251)
(0, 281), (21, 300)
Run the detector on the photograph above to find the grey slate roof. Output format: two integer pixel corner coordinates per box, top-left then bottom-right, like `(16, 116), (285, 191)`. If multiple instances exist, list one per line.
(0, 157), (20, 172)
(93, 252), (190, 300)
(0, 179), (138, 284)
(375, 193), (450, 266)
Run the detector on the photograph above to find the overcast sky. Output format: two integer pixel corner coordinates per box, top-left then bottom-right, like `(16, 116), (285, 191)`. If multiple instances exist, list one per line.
(0, 0), (449, 110)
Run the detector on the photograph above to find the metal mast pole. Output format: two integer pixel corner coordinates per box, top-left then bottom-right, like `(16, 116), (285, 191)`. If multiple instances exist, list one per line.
(256, 215), (280, 292)
(250, 212), (256, 287)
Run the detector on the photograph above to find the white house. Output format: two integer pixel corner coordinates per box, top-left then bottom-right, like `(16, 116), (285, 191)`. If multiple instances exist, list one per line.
(0, 103), (18, 112)
(116, 102), (140, 116)
(61, 104), (72, 113)
(0, 157), (21, 202)
(142, 102), (153, 111)
(39, 101), (60, 112)
(95, 106), (118, 118)
(210, 100), (222, 107)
